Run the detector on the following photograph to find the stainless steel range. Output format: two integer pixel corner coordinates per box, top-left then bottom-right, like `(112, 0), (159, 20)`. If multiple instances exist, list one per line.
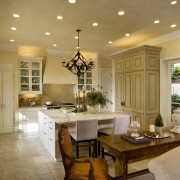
(45, 103), (75, 110)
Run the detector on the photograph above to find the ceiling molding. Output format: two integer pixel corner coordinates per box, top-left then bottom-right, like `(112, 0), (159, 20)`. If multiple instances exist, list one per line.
(138, 30), (180, 46)
(111, 30), (180, 56)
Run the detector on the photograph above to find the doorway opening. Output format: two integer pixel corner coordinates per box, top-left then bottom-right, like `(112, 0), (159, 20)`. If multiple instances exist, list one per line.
(171, 63), (180, 114)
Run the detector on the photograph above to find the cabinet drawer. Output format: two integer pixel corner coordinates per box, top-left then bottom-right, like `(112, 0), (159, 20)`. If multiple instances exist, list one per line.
(48, 119), (54, 129)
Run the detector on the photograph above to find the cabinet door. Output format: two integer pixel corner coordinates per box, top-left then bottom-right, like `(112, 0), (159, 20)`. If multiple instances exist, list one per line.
(124, 73), (132, 111)
(124, 57), (132, 72)
(19, 57), (42, 94)
(133, 54), (144, 71)
(132, 71), (144, 113)
(0, 72), (2, 128)
(3, 71), (14, 127)
(145, 71), (159, 113)
(115, 74), (124, 111)
(115, 59), (123, 74)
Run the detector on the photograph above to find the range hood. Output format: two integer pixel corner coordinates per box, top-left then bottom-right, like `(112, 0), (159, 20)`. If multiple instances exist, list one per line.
(43, 56), (77, 84)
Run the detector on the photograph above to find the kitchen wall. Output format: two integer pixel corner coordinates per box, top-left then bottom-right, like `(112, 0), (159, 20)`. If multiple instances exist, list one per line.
(19, 84), (75, 107)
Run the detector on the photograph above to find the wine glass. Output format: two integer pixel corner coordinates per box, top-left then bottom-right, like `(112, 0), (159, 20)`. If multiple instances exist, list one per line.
(131, 120), (140, 137)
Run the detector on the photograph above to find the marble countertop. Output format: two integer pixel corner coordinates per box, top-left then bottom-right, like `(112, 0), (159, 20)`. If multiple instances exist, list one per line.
(40, 109), (129, 124)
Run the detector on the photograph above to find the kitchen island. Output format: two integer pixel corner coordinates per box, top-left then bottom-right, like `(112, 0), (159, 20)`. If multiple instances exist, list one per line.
(38, 109), (129, 161)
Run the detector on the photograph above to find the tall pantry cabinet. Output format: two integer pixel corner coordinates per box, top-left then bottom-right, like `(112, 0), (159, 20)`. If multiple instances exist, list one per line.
(112, 45), (162, 130)
(0, 64), (14, 132)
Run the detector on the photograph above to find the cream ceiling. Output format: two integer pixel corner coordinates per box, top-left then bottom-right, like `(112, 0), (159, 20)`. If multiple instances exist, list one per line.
(0, 0), (180, 55)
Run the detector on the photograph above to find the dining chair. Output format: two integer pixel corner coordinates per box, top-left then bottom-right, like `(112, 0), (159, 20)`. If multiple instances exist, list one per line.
(70, 119), (98, 158)
(98, 115), (130, 155)
(58, 124), (109, 180)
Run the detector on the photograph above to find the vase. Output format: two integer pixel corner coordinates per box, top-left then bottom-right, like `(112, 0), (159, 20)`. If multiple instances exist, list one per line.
(155, 126), (163, 135)
(90, 105), (100, 114)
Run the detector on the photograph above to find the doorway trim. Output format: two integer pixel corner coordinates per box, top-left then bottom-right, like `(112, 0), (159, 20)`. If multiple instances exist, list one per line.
(161, 57), (180, 126)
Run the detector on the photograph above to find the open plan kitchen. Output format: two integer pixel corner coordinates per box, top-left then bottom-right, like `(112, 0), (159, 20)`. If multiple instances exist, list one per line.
(1, 0), (180, 179)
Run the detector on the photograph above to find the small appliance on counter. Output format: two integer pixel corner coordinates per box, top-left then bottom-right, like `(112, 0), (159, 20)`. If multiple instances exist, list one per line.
(171, 107), (180, 133)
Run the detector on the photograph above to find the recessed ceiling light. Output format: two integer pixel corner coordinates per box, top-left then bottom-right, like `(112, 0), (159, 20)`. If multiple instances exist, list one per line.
(154, 20), (160, 24)
(92, 22), (98, 27)
(118, 11), (125, 15)
(69, 0), (76, 3)
(13, 13), (20, 18)
(108, 41), (112, 44)
(171, 1), (177, 5)
(53, 44), (57, 47)
(125, 33), (130, 36)
(45, 32), (50, 35)
(11, 27), (16, 31)
(74, 36), (78, 39)
(10, 39), (14, 42)
(170, 24), (176, 28)
(57, 16), (63, 20)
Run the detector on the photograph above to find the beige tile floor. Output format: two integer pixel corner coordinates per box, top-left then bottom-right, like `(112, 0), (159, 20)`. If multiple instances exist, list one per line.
(0, 128), (155, 180)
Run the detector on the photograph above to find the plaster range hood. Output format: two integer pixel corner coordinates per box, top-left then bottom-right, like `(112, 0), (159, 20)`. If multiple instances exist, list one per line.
(43, 57), (77, 84)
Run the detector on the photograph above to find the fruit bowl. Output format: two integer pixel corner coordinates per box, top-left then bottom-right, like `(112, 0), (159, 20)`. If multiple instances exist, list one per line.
(62, 107), (74, 113)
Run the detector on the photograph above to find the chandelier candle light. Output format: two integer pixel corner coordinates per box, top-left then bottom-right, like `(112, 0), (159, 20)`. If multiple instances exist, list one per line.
(62, 29), (95, 78)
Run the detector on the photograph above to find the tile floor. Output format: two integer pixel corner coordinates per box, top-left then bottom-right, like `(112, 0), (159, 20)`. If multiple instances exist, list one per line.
(0, 128), (155, 180)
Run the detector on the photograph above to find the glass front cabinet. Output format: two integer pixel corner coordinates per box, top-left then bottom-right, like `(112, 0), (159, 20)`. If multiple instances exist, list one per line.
(19, 57), (43, 94)
(78, 69), (93, 91)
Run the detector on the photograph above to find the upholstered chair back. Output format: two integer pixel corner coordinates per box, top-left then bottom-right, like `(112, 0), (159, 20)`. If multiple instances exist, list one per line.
(58, 124), (73, 174)
(113, 115), (130, 135)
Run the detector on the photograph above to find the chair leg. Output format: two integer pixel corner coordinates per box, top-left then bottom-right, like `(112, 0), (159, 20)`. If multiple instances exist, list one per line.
(76, 142), (79, 158)
(89, 141), (91, 157)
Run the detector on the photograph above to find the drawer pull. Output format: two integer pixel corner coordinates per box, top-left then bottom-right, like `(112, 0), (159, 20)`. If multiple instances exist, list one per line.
(49, 127), (52, 129)
(49, 121), (52, 124)
(49, 138), (53, 141)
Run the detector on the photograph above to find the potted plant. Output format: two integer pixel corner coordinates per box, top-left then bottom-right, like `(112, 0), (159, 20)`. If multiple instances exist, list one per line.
(85, 87), (111, 113)
(154, 114), (164, 134)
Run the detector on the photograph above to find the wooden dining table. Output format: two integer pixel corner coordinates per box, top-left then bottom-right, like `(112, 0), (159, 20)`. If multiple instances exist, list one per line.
(97, 130), (180, 180)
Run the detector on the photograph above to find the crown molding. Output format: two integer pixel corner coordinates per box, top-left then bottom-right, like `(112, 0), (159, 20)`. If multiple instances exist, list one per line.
(111, 30), (180, 56)
(138, 30), (180, 46)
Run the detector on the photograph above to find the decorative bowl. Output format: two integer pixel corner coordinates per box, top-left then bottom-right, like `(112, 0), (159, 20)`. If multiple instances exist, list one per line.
(62, 107), (74, 113)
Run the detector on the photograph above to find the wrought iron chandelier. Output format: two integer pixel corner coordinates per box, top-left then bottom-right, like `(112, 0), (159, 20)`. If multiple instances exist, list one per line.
(62, 29), (95, 78)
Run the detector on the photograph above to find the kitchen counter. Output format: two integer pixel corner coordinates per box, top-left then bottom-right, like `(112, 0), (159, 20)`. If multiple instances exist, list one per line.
(38, 109), (129, 161)
(39, 109), (126, 124)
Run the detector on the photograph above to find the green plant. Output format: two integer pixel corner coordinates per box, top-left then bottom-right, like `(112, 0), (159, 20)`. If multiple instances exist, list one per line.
(85, 87), (112, 108)
(154, 114), (164, 127)
(171, 65), (180, 80)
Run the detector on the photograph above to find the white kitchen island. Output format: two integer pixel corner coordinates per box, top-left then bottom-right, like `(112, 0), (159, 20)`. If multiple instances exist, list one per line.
(38, 109), (129, 161)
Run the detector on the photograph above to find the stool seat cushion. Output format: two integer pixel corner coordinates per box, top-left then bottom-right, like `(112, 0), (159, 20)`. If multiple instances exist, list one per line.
(98, 127), (113, 135)
(68, 158), (108, 180)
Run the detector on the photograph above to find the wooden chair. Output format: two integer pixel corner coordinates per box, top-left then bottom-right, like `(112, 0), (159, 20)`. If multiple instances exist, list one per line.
(70, 119), (98, 158)
(58, 124), (109, 180)
(98, 115), (130, 156)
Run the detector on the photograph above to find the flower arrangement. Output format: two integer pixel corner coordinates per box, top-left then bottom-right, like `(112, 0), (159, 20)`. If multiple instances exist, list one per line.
(85, 87), (112, 109)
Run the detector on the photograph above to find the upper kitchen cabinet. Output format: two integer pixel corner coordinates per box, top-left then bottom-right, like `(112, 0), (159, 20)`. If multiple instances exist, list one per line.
(19, 56), (43, 94)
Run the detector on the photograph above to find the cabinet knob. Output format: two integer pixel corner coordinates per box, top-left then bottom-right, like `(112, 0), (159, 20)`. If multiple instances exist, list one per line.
(121, 101), (125, 107)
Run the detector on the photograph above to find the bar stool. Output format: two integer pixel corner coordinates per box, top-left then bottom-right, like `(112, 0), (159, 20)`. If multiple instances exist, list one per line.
(70, 119), (98, 158)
